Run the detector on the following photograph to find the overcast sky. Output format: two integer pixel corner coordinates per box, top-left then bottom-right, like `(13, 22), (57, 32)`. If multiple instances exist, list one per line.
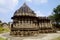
(0, 0), (60, 23)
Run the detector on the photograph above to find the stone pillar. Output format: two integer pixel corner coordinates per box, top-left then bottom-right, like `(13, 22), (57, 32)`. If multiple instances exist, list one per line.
(20, 13), (22, 15)
(46, 22), (48, 28)
(19, 21), (20, 26)
(28, 20), (31, 27)
(42, 22), (44, 28)
(44, 21), (46, 27)
(40, 23), (42, 28)
(30, 21), (33, 28)
(20, 31), (23, 36)
(22, 20), (24, 28)
(39, 23), (41, 28)
(45, 22), (48, 28)
(50, 21), (53, 27)
(48, 22), (50, 28)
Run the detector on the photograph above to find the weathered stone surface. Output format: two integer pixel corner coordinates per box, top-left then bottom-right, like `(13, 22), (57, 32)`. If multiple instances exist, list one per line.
(10, 3), (56, 37)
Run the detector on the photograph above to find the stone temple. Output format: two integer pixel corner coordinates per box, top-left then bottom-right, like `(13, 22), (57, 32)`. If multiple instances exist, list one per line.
(10, 3), (56, 36)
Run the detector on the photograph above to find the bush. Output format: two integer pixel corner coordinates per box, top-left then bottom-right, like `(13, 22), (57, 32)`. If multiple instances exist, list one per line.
(0, 27), (10, 34)
(53, 24), (60, 28)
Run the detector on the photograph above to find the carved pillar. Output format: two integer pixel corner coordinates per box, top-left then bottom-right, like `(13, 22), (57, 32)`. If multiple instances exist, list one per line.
(50, 21), (52, 27)
(42, 22), (44, 28)
(45, 22), (48, 28)
(46, 22), (48, 28)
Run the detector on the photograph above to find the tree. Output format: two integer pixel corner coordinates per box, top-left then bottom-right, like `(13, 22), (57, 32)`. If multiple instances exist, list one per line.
(49, 5), (60, 28)
(53, 5), (60, 27)
(0, 20), (2, 23)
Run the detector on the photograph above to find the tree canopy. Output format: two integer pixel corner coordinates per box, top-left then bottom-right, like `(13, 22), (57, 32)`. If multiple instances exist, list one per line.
(53, 5), (60, 22)
(48, 5), (60, 28)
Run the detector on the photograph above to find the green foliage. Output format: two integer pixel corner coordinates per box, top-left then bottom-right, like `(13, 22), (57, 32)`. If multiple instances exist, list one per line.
(0, 20), (2, 23)
(0, 24), (2, 27)
(49, 5), (60, 20)
(53, 5), (60, 28)
(48, 5), (60, 28)
(0, 25), (10, 34)
(0, 37), (7, 40)
(3, 28), (10, 32)
(0, 24), (4, 33)
(0, 27), (10, 34)
(53, 5), (60, 21)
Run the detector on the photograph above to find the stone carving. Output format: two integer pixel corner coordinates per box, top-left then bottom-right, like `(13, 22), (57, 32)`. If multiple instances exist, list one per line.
(10, 3), (56, 37)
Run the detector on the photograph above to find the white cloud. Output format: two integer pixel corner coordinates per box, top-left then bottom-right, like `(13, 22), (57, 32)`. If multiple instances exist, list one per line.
(26, 0), (32, 2)
(35, 11), (52, 17)
(0, 0), (6, 5)
(0, 0), (18, 14)
(0, 8), (8, 13)
(40, 0), (48, 4)
(35, 10), (51, 17)
(5, 0), (18, 10)
(25, 0), (48, 4)
(35, 11), (45, 16)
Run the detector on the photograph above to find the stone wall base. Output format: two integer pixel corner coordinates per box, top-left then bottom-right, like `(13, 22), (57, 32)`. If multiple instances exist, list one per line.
(10, 30), (56, 37)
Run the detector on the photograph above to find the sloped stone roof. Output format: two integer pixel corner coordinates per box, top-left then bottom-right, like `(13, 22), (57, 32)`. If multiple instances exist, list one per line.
(18, 3), (33, 13)
(14, 3), (36, 16)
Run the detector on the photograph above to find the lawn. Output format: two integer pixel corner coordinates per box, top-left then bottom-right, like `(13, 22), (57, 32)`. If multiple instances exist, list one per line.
(0, 37), (7, 40)
(52, 36), (60, 40)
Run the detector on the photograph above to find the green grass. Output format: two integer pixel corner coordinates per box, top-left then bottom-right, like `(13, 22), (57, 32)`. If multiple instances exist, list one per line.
(0, 24), (10, 34)
(0, 37), (7, 40)
(0, 27), (10, 34)
(0, 27), (4, 34)
(52, 37), (60, 40)
(3, 28), (10, 32)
